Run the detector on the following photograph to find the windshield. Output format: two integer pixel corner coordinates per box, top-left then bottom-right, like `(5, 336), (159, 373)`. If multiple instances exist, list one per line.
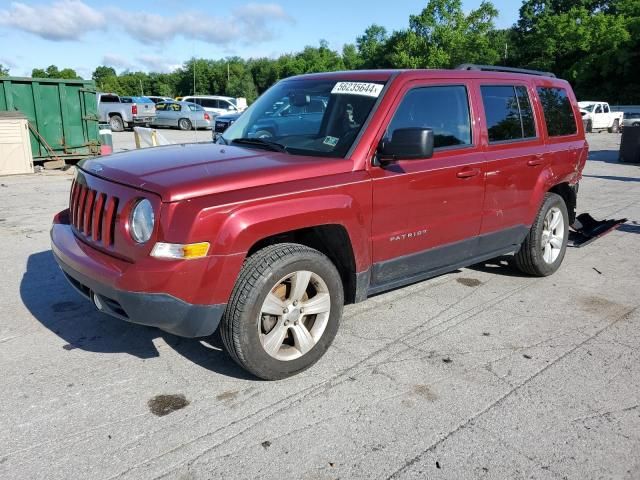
(219, 78), (385, 157)
(580, 103), (596, 112)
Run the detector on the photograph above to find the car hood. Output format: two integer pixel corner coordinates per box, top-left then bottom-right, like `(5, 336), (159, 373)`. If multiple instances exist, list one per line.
(79, 143), (353, 202)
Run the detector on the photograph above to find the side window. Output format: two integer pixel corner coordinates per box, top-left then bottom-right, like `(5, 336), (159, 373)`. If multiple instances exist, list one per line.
(156, 103), (166, 111)
(604, 104), (610, 113)
(595, 104), (603, 114)
(536, 87), (577, 137)
(481, 85), (537, 142)
(386, 85), (472, 149)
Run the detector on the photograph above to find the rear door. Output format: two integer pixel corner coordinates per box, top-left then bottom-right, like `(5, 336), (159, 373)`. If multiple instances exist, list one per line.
(153, 102), (170, 126)
(369, 79), (485, 288)
(477, 81), (545, 247)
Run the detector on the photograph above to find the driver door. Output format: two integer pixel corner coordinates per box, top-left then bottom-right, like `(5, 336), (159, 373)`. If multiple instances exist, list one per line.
(369, 80), (485, 290)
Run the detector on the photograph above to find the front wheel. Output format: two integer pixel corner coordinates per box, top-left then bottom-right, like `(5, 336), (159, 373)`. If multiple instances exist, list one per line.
(514, 193), (569, 276)
(220, 243), (344, 380)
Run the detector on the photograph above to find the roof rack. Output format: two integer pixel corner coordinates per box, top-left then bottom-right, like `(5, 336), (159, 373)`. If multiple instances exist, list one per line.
(455, 64), (556, 78)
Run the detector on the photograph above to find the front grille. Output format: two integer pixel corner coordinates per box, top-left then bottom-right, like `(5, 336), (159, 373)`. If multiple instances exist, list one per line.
(69, 179), (119, 247)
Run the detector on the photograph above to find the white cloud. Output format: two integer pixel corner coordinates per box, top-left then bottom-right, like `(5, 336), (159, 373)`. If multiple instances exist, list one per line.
(102, 53), (133, 70)
(0, 56), (17, 68)
(233, 3), (294, 42)
(136, 55), (180, 73)
(0, 0), (292, 45)
(0, 0), (105, 41)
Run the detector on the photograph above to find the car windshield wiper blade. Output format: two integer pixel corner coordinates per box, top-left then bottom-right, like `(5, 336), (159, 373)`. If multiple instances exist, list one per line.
(231, 137), (289, 153)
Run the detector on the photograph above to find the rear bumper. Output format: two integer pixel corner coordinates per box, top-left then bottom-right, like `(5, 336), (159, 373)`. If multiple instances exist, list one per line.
(50, 217), (226, 338)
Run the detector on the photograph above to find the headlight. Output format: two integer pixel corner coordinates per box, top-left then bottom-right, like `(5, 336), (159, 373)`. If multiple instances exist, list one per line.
(130, 199), (154, 243)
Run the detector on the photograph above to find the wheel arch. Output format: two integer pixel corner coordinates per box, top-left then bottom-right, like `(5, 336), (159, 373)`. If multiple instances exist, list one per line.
(548, 182), (577, 225)
(247, 224), (360, 304)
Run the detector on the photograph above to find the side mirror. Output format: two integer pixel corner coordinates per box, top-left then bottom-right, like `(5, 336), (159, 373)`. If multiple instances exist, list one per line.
(378, 128), (434, 161)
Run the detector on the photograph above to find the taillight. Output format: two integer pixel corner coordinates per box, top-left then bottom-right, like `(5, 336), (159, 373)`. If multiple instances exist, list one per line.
(132, 104), (138, 115)
(204, 113), (211, 121)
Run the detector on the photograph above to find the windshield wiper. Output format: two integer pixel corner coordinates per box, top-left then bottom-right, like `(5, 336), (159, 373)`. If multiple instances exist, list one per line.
(231, 137), (289, 154)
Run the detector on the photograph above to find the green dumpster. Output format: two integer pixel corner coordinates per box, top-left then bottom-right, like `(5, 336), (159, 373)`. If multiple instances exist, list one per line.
(0, 77), (100, 162)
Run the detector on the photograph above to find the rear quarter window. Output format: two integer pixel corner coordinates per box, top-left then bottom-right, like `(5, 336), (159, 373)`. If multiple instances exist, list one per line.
(537, 87), (577, 137)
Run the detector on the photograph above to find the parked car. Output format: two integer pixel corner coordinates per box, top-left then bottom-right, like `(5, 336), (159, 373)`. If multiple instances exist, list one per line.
(52, 65), (587, 380)
(622, 112), (640, 128)
(578, 101), (623, 133)
(212, 111), (242, 137)
(181, 95), (245, 116)
(152, 101), (212, 130)
(246, 95), (328, 139)
(146, 96), (173, 104)
(97, 93), (156, 132)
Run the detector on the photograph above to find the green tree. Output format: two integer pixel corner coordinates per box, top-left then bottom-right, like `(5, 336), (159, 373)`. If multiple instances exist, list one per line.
(514, 0), (637, 102)
(385, 0), (500, 68)
(92, 66), (117, 90)
(356, 24), (389, 68)
(0, 64), (9, 77)
(342, 44), (363, 70)
(31, 64), (80, 79)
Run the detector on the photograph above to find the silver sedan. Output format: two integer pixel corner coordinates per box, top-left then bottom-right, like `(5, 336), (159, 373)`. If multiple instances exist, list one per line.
(152, 101), (213, 130)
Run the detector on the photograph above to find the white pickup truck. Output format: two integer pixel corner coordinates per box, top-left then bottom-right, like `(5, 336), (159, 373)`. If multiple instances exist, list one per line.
(578, 101), (623, 133)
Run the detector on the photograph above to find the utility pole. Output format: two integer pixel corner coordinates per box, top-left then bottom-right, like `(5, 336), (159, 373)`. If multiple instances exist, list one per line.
(139, 79), (144, 96)
(193, 59), (196, 95)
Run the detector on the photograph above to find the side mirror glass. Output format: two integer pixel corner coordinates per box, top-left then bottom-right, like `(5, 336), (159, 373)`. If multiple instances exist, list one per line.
(378, 128), (434, 161)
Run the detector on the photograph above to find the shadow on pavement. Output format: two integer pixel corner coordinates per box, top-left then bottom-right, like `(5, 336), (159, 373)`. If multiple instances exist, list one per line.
(583, 174), (640, 183)
(617, 223), (640, 234)
(467, 256), (531, 278)
(20, 250), (255, 380)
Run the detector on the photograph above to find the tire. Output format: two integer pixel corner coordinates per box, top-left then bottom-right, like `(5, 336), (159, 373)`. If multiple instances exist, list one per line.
(220, 243), (344, 380)
(254, 129), (273, 138)
(178, 118), (192, 131)
(586, 120), (593, 133)
(609, 120), (620, 134)
(109, 115), (124, 132)
(633, 122), (640, 127)
(513, 193), (569, 277)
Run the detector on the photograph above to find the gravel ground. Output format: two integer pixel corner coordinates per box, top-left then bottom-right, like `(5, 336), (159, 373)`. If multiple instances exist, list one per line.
(0, 132), (638, 480)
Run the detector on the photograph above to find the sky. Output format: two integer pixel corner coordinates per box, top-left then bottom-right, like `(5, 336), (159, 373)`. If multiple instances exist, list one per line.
(0, 0), (522, 78)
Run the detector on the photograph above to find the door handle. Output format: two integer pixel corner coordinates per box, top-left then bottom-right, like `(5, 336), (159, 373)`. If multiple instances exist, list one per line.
(456, 168), (480, 179)
(527, 155), (544, 166)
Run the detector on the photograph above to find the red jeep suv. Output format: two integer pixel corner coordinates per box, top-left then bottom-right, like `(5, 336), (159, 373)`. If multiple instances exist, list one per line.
(51, 65), (587, 379)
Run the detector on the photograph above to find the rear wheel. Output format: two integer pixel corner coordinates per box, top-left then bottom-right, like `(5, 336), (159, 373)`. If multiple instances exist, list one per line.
(609, 119), (620, 133)
(109, 115), (124, 132)
(220, 243), (344, 380)
(178, 118), (192, 131)
(514, 193), (569, 277)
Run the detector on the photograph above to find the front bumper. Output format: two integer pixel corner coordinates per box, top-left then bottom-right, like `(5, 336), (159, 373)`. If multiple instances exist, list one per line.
(51, 220), (226, 338)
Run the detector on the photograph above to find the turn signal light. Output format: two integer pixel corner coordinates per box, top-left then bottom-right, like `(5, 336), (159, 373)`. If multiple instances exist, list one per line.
(204, 113), (211, 121)
(151, 242), (210, 260)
